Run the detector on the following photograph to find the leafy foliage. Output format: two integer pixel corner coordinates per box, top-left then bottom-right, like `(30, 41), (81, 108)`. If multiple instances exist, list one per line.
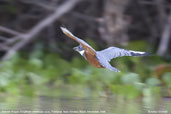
(0, 41), (170, 98)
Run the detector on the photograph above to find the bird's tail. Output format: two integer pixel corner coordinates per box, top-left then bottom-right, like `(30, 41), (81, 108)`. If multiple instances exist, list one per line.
(129, 50), (151, 57)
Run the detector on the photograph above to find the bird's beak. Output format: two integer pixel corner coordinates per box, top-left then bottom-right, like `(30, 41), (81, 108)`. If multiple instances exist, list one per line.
(73, 47), (78, 51)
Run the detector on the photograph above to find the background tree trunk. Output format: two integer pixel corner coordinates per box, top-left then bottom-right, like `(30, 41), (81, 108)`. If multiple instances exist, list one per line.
(99, 0), (130, 46)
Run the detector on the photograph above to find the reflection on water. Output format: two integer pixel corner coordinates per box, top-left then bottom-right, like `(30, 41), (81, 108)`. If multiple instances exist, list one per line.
(0, 95), (170, 114)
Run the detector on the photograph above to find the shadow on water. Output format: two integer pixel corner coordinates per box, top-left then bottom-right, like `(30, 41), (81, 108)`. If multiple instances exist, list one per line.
(0, 94), (170, 114)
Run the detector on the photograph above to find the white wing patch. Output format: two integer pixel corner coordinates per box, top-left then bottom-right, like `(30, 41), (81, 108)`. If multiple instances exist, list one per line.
(79, 50), (85, 56)
(130, 50), (145, 54)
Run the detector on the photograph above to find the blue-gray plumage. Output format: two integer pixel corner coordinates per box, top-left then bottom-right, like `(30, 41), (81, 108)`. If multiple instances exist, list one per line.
(97, 47), (149, 62)
(96, 47), (149, 72)
(61, 27), (150, 72)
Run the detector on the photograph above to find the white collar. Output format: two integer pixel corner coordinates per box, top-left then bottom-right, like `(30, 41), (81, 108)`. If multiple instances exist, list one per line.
(79, 50), (85, 56)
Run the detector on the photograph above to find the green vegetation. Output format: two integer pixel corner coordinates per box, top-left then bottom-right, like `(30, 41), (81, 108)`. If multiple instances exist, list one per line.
(0, 41), (170, 99)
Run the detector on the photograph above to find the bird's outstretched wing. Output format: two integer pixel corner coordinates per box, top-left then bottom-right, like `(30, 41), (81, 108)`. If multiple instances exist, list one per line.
(61, 27), (94, 50)
(97, 47), (150, 62)
(96, 55), (120, 72)
(61, 27), (96, 55)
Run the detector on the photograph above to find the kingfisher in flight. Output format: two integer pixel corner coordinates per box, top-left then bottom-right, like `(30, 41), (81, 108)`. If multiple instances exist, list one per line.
(61, 27), (149, 72)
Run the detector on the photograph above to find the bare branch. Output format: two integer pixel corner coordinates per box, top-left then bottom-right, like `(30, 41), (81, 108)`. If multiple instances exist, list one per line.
(5, 36), (22, 45)
(1, 0), (80, 61)
(21, 0), (56, 11)
(0, 36), (8, 41)
(0, 43), (9, 51)
(22, 0), (97, 23)
(0, 26), (22, 36)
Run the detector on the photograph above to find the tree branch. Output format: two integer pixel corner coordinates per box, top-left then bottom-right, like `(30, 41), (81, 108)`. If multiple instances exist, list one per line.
(0, 26), (22, 36)
(1, 0), (80, 61)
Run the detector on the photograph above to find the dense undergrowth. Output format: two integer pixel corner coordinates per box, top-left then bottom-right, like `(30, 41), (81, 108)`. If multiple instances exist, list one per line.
(0, 41), (171, 99)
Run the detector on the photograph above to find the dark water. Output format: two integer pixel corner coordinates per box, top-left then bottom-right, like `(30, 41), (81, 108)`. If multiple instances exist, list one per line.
(0, 95), (170, 114)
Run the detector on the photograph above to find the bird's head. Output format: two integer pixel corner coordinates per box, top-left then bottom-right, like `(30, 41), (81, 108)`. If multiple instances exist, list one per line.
(73, 45), (85, 56)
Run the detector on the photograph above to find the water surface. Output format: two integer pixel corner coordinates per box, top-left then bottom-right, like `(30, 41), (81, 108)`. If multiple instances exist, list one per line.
(0, 95), (170, 114)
